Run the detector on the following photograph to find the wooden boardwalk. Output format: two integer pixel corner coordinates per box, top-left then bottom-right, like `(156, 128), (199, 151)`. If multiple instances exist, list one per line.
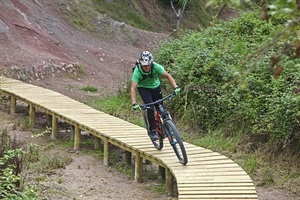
(0, 76), (258, 200)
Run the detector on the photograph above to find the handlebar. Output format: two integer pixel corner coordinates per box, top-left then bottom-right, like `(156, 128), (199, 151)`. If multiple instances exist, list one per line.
(140, 92), (176, 110)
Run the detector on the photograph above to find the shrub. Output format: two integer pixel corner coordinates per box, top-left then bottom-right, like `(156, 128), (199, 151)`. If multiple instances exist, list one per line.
(155, 11), (300, 154)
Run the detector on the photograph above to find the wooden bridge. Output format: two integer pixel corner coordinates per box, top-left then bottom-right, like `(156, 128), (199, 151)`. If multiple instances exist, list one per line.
(0, 76), (258, 200)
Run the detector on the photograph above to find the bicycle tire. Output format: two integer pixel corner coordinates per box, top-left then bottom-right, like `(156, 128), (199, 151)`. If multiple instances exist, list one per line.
(163, 119), (188, 165)
(143, 111), (163, 150)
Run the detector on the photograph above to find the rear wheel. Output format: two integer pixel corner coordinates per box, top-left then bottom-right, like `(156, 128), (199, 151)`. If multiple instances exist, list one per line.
(163, 119), (188, 165)
(143, 111), (163, 150)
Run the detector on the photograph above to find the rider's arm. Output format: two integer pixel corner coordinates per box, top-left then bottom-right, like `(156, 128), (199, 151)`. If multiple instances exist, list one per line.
(162, 71), (178, 89)
(130, 82), (138, 105)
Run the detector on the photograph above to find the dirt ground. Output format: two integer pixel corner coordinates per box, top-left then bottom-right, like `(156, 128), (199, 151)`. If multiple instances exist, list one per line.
(0, 104), (171, 200)
(0, 0), (299, 200)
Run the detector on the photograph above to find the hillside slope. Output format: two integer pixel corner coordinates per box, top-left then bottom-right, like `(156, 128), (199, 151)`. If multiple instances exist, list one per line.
(0, 0), (167, 100)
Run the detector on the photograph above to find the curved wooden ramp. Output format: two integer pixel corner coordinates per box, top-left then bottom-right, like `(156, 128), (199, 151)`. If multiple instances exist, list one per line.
(0, 77), (258, 200)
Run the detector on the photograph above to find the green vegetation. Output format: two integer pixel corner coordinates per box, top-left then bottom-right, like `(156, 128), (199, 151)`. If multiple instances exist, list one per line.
(81, 85), (98, 93)
(16, 116), (31, 130)
(0, 127), (74, 199)
(144, 182), (165, 195)
(63, 1), (99, 33)
(92, 0), (152, 30)
(0, 130), (38, 199)
(95, 10), (300, 193)
(155, 11), (300, 155)
(61, 0), (219, 34)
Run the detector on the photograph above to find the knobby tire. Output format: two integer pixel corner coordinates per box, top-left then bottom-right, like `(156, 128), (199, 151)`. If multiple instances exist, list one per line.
(164, 119), (188, 165)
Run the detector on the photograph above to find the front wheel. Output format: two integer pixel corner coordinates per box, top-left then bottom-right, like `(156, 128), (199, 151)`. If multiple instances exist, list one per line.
(163, 119), (188, 165)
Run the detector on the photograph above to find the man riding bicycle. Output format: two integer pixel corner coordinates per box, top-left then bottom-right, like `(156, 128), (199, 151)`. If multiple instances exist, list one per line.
(130, 51), (181, 141)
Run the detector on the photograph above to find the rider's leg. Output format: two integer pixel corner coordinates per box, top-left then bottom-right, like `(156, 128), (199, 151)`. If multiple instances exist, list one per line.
(151, 86), (163, 110)
(137, 87), (158, 140)
(151, 86), (164, 138)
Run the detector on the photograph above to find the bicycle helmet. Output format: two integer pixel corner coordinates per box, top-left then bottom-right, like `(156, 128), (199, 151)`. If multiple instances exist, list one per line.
(139, 51), (153, 66)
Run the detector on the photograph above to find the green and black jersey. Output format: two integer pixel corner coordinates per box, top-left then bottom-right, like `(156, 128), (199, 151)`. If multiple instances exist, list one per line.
(131, 62), (165, 89)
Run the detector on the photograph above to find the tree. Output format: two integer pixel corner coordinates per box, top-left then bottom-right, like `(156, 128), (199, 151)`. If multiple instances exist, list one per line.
(170, 0), (189, 30)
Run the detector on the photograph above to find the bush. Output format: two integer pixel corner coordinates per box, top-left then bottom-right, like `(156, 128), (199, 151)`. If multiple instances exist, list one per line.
(155, 11), (300, 154)
(0, 131), (37, 200)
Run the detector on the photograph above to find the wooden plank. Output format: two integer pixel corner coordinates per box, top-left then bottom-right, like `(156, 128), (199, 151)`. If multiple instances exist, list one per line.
(171, 163), (240, 170)
(174, 167), (244, 173)
(178, 194), (258, 199)
(178, 183), (256, 188)
(179, 190), (257, 195)
(166, 159), (235, 167)
(176, 179), (254, 184)
(175, 172), (249, 178)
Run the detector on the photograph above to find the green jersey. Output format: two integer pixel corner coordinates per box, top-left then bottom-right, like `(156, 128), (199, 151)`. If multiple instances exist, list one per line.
(131, 62), (165, 89)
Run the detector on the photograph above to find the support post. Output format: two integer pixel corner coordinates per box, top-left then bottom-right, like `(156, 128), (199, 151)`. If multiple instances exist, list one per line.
(103, 138), (109, 166)
(10, 96), (16, 114)
(29, 103), (35, 127)
(159, 166), (166, 182)
(74, 125), (81, 150)
(125, 150), (132, 165)
(165, 168), (174, 196)
(94, 136), (101, 149)
(51, 114), (58, 140)
(70, 125), (74, 140)
(135, 151), (142, 183)
(47, 114), (52, 127)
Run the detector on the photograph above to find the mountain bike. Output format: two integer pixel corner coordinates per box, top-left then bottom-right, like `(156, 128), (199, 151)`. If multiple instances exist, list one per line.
(140, 92), (188, 165)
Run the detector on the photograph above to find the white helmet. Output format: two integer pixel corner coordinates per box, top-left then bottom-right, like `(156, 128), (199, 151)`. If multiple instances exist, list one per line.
(139, 51), (153, 66)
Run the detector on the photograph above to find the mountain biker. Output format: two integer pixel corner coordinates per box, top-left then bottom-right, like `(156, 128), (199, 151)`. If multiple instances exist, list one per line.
(130, 51), (181, 141)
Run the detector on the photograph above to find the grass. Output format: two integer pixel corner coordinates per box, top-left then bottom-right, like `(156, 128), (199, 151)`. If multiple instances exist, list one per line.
(81, 85), (98, 93)
(92, 87), (300, 194)
(185, 130), (239, 154)
(63, 1), (99, 34)
(16, 116), (31, 130)
(25, 138), (73, 174)
(114, 162), (135, 178)
(144, 182), (165, 195)
(91, 0), (152, 30)
(61, 0), (152, 41)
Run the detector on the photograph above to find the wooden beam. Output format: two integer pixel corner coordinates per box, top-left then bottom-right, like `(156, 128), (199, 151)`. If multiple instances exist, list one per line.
(94, 136), (101, 149)
(74, 125), (81, 150)
(166, 168), (174, 196)
(135, 151), (142, 183)
(103, 138), (109, 166)
(51, 114), (58, 140)
(10, 96), (16, 114)
(47, 114), (52, 127)
(29, 103), (35, 127)
(125, 150), (132, 165)
(70, 125), (74, 140)
(159, 166), (166, 182)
